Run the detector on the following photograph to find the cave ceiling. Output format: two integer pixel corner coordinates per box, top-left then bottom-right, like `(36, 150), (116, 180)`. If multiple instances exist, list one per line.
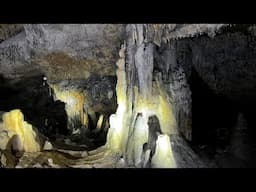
(0, 24), (227, 82)
(1, 24), (255, 104)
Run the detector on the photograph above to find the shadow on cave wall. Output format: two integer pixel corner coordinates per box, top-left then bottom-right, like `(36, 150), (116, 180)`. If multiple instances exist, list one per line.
(191, 67), (238, 152)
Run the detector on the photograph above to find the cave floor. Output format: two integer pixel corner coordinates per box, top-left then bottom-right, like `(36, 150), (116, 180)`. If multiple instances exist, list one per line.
(13, 146), (124, 168)
(0, 134), (126, 168)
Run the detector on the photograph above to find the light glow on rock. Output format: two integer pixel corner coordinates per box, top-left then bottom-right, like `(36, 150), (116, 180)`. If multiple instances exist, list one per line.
(107, 42), (177, 168)
(106, 43), (128, 153)
(96, 114), (104, 131)
(0, 109), (41, 152)
(50, 85), (88, 129)
(151, 134), (176, 168)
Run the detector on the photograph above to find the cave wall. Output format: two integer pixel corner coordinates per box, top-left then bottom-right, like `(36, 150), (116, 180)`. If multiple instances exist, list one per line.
(0, 24), (123, 138)
(173, 25), (256, 165)
(0, 24), (24, 43)
(50, 75), (117, 135)
(2, 24), (253, 167)
(0, 74), (68, 137)
(106, 24), (202, 168)
(177, 26), (256, 105)
(154, 41), (192, 140)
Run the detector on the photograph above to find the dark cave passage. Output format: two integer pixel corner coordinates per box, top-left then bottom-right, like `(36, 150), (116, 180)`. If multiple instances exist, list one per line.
(191, 68), (238, 148)
(0, 74), (115, 151)
(0, 74), (69, 137)
(191, 67), (256, 167)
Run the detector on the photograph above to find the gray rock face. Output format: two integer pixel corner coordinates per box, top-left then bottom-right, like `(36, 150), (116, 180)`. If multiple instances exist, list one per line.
(0, 32), (32, 79)
(230, 113), (251, 161)
(0, 24), (122, 139)
(0, 24), (125, 81)
(177, 27), (256, 104)
(135, 42), (154, 98)
(154, 40), (192, 140)
(0, 24), (231, 81)
(164, 24), (227, 40)
(171, 135), (206, 168)
(0, 24), (24, 42)
(24, 24), (125, 59)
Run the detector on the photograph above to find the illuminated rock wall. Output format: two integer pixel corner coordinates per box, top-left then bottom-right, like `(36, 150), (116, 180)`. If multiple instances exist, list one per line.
(106, 24), (178, 168)
(49, 76), (117, 137)
(50, 85), (88, 133)
(106, 43), (129, 152)
(0, 109), (41, 152)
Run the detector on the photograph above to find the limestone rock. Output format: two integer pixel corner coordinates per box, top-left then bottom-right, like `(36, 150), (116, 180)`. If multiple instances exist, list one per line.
(47, 158), (60, 168)
(0, 109), (41, 152)
(1, 153), (7, 167)
(116, 157), (126, 168)
(10, 134), (24, 157)
(0, 24), (125, 81)
(151, 134), (176, 168)
(43, 141), (53, 151)
(32, 163), (43, 168)
(96, 115), (104, 131)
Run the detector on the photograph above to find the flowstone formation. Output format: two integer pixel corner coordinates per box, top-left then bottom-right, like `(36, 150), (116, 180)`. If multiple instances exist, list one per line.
(106, 24), (189, 168)
(49, 75), (117, 139)
(50, 84), (88, 133)
(0, 109), (41, 152)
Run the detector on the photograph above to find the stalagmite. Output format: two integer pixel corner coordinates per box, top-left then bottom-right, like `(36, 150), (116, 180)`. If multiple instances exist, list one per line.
(106, 43), (128, 153)
(151, 134), (176, 168)
(106, 24), (178, 167)
(0, 109), (41, 152)
(126, 113), (149, 167)
(96, 114), (104, 131)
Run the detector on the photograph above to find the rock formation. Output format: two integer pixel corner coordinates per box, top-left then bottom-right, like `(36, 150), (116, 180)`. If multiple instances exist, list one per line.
(0, 109), (41, 152)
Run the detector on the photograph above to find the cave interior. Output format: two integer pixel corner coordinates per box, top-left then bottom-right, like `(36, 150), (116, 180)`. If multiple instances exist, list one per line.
(0, 24), (256, 168)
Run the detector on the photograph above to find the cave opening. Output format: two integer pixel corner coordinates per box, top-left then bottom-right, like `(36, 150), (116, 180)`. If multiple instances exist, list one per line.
(0, 73), (117, 154)
(0, 74), (69, 137)
(188, 26), (256, 167)
(191, 67), (238, 155)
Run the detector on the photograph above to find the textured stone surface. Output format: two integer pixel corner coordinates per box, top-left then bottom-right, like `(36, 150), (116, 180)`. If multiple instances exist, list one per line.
(0, 109), (41, 152)
(49, 75), (117, 134)
(0, 24), (24, 43)
(154, 40), (192, 140)
(164, 24), (227, 40)
(43, 140), (53, 151)
(177, 26), (256, 104)
(107, 24), (196, 167)
(1, 24), (253, 168)
(171, 135), (206, 168)
(0, 24), (125, 81)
